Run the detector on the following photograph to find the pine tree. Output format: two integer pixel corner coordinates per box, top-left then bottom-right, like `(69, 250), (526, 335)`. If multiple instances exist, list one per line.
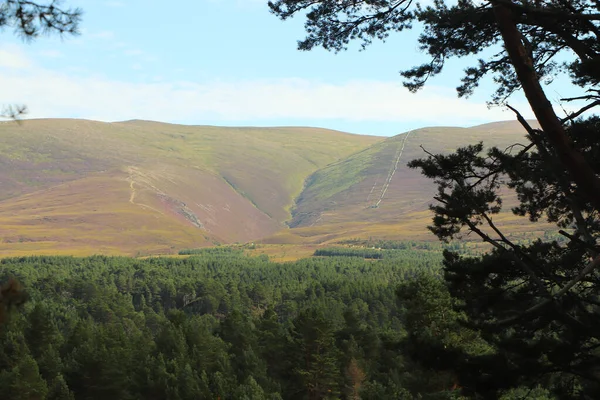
(408, 118), (600, 396)
(46, 374), (75, 400)
(8, 354), (48, 400)
(177, 363), (203, 400)
(256, 308), (288, 388)
(289, 308), (341, 400)
(236, 376), (268, 400)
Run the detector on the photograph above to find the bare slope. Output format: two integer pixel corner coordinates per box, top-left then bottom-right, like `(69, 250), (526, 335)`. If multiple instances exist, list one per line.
(0, 119), (381, 256)
(268, 120), (540, 244)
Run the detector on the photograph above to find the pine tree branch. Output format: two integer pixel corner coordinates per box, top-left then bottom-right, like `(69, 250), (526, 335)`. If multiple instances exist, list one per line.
(494, 255), (600, 326)
(493, 2), (600, 212)
(492, 0), (600, 21)
(0, 104), (27, 121)
(561, 92), (600, 102)
(558, 230), (598, 256)
(479, 212), (554, 296)
(556, 0), (600, 39)
(508, 104), (597, 253)
(444, 205), (552, 298)
(465, 139), (535, 191)
(560, 100), (600, 124)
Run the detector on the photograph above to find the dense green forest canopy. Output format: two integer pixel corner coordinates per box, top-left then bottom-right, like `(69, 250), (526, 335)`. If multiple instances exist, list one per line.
(0, 252), (468, 400)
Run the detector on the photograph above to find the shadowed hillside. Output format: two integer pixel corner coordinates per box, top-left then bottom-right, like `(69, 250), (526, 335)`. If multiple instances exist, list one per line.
(265, 120), (542, 245)
(0, 119), (381, 256)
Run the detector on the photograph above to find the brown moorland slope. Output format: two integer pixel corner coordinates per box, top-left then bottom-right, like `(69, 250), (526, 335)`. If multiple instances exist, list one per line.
(0, 119), (381, 256)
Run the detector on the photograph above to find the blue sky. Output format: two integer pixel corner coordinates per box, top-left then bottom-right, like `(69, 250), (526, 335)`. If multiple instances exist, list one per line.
(0, 0), (579, 136)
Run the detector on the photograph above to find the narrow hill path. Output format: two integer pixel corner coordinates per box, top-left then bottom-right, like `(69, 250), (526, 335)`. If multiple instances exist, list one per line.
(365, 178), (380, 205)
(129, 179), (136, 204)
(126, 166), (165, 216)
(373, 130), (412, 208)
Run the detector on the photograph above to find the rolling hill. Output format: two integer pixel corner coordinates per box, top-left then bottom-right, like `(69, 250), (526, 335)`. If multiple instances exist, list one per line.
(261, 120), (542, 247)
(0, 119), (380, 256)
(0, 118), (545, 257)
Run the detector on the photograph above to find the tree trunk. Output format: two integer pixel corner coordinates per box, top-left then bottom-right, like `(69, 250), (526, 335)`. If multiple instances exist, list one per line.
(491, 1), (600, 211)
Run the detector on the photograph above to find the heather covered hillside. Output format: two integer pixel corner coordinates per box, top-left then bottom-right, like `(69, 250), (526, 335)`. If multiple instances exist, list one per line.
(0, 118), (545, 256)
(0, 119), (379, 256)
(267, 120), (542, 246)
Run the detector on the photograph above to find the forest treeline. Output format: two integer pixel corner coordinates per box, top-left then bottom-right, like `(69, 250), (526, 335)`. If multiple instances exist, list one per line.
(313, 247), (446, 263)
(0, 250), (475, 400)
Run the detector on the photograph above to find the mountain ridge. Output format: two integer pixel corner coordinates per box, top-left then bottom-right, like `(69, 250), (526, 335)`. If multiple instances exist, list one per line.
(0, 118), (381, 256)
(0, 118), (540, 256)
(271, 119), (540, 246)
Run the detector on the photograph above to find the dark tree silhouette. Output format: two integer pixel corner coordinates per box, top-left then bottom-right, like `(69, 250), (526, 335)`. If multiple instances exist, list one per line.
(1, 0), (81, 39)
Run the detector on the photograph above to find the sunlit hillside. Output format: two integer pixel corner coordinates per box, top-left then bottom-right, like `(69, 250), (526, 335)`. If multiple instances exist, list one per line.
(0, 118), (547, 257)
(0, 119), (381, 256)
(263, 120), (543, 246)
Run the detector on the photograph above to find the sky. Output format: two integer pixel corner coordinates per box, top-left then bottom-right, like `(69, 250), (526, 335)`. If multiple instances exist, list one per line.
(0, 0), (581, 136)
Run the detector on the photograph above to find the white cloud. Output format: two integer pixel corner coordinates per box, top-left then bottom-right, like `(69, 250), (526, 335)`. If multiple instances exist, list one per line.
(0, 46), (31, 69)
(90, 31), (115, 40)
(123, 48), (156, 63)
(39, 49), (64, 58)
(0, 46), (541, 128)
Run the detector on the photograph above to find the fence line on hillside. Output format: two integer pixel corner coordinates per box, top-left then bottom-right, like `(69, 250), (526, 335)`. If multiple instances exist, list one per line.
(373, 130), (412, 208)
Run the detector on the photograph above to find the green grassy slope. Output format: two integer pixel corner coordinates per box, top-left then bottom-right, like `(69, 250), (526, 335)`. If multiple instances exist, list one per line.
(274, 120), (541, 244)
